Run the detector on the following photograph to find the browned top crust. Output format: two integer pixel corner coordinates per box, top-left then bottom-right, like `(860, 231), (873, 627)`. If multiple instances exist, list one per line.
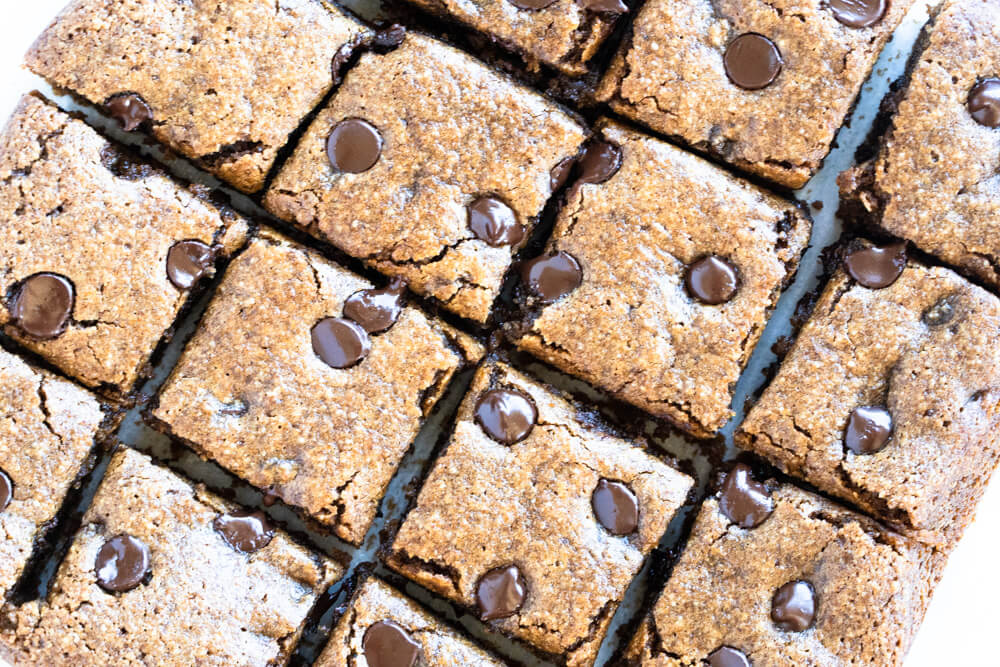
(0, 448), (341, 666)
(598, 0), (914, 189)
(25, 0), (370, 193)
(265, 33), (588, 324)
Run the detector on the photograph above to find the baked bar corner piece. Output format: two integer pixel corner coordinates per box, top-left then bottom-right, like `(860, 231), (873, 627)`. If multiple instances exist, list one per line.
(148, 229), (484, 545)
(624, 468), (943, 666)
(839, 0), (1000, 289)
(511, 119), (810, 438)
(0, 93), (249, 399)
(25, 0), (373, 193)
(264, 32), (588, 324)
(737, 242), (1000, 548)
(597, 0), (916, 189)
(315, 576), (506, 666)
(0, 447), (342, 666)
(387, 361), (694, 666)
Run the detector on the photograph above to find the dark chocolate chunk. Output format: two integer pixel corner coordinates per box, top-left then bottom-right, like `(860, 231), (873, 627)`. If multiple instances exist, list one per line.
(373, 24), (407, 49)
(579, 0), (628, 13)
(468, 197), (525, 247)
(969, 78), (1000, 128)
(844, 243), (907, 289)
(166, 240), (215, 290)
(507, 0), (558, 9)
(844, 406), (893, 455)
(476, 565), (527, 621)
(362, 620), (421, 667)
(327, 119), (383, 173)
(724, 34), (783, 90)
(708, 646), (751, 667)
(685, 256), (739, 305)
(719, 464), (773, 529)
(0, 470), (12, 513)
(312, 317), (371, 369)
(521, 251), (583, 303)
(578, 141), (622, 185)
(923, 296), (957, 327)
(827, 0), (886, 28)
(550, 157), (575, 192)
(213, 511), (275, 554)
(343, 279), (407, 334)
(771, 580), (816, 632)
(95, 535), (151, 593)
(106, 93), (152, 132)
(10, 273), (74, 339)
(475, 388), (537, 444)
(591, 479), (639, 535)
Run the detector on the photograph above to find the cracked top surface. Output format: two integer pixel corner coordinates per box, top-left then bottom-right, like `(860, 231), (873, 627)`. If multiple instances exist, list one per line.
(264, 33), (588, 324)
(150, 231), (483, 544)
(512, 121), (811, 438)
(0, 94), (249, 396)
(316, 578), (504, 666)
(626, 483), (943, 666)
(737, 259), (1000, 548)
(25, 0), (370, 193)
(387, 362), (692, 666)
(0, 348), (105, 595)
(597, 0), (914, 189)
(0, 447), (341, 666)
(839, 0), (1000, 288)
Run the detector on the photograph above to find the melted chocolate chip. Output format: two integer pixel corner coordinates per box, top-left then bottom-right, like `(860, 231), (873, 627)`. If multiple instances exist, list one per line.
(373, 24), (407, 49)
(468, 197), (525, 247)
(771, 580), (816, 632)
(578, 141), (623, 185)
(719, 464), (773, 529)
(708, 646), (751, 667)
(99, 145), (154, 181)
(579, 0), (628, 13)
(508, 0), (558, 8)
(363, 620), (421, 667)
(312, 317), (371, 368)
(327, 119), (383, 173)
(475, 388), (537, 444)
(685, 256), (739, 305)
(106, 93), (152, 131)
(343, 279), (407, 334)
(476, 565), (527, 620)
(521, 252), (583, 303)
(923, 296), (957, 326)
(10, 273), (74, 339)
(550, 157), (575, 192)
(95, 535), (151, 593)
(213, 511), (275, 554)
(0, 470), (12, 513)
(844, 406), (893, 455)
(969, 78), (1000, 128)
(724, 34), (783, 90)
(591, 479), (639, 535)
(844, 243), (907, 289)
(827, 0), (886, 28)
(166, 240), (215, 290)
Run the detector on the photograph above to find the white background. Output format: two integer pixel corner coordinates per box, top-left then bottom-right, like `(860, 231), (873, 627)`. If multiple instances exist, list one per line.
(0, 2), (998, 666)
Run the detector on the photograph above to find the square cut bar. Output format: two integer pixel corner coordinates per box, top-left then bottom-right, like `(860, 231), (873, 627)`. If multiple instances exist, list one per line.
(0, 447), (342, 666)
(315, 577), (506, 666)
(25, 0), (371, 193)
(623, 475), (943, 666)
(265, 32), (588, 324)
(0, 348), (112, 597)
(387, 361), (693, 666)
(839, 0), (1000, 289)
(148, 230), (484, 545)
(510, 120), (811, 438)
(597, 0), (915, 189)
(737, 250), (1000, 547)
(0, 94), (249, 398)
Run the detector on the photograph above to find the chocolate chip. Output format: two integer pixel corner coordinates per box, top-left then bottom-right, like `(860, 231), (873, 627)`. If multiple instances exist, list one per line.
(106, 94), (152, 132)
(312, 317), (371, 368)
(10, 273), (74, 339)
(99, 144), (153, 181)
(166, 240), (215, 290)
(0, 470), (12, 513)
(476, 565), (527, 620)
(373, 24), (407, 49)
(363, 620), (421, 667)
(475, 388), (537, 444)
(95, 535), (151, 593)
(578, 141), (623, 185)
(591, 479), (639, 535)
(827, 0), (886, 28)
(468, 197), (525, 247)
(844, 243), (907, 289)
(719, 464), (773, 528)
(968, 78), (1000, 128)
(708, 646), (751, 667)
(327, 119), (383, 173)
(923, 296), (957, 326)
(521, 251), (583, 303)
(343, 279), (407, 334)
(550, 157), (575, 192)
(579, 0), (628, 13)
(724, 34), (783, 90)
(685, 256), (739, 305)
(771, 580), (816, 632)
(508, 0), (557, 8)
(844, 406), (892, 455)
(213, 511), (275, 554)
